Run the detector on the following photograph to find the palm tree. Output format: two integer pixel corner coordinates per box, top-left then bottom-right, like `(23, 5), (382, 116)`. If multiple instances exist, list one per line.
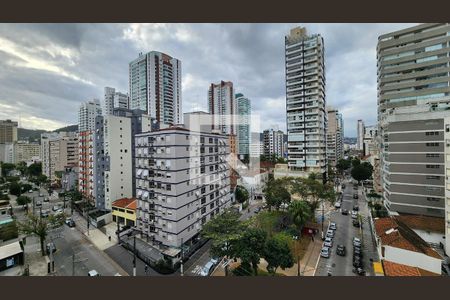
(288, 200), (312, 232)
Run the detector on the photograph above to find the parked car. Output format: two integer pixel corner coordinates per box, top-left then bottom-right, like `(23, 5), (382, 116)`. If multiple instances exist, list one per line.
(88, 270), (100, 276)
(341, 209), (349, 215)
(41, 210), (49, 218)
(326, 230), (334, 238)
(324, 237), (333, 248)
(52, 205), (60, 212)
(35, 201), (42, 207)
(39, 193), (44, 197)
(329, 222), (337, 231)
(65, 218), (75, 227)
(353, 237), (362, 247)
(351, 211), (358, 219)
(334, 202), (341, 208)
(336, 245), (346, 256)
(341, 184), (346, 189)
(320, 247), (330, 258)
(55, 208), (64, 215)
(352, 220), (361, 228)
(353, 247), (363, 258)
(200, 261), (215, 276)
(352, 267), (366, 276)
(353, 194), (358, 199)
(43, 197), (49, 202)
(254, 207), (261, 214)
(46, 242), (56, 254)
(28, 190), (33, 193)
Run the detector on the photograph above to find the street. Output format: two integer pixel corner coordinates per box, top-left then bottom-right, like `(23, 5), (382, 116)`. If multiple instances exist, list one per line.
(315, 179), (379, 276)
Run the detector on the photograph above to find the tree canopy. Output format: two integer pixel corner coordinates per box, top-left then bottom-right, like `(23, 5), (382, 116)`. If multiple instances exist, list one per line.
(235, 185), (249, 204)
(263, 233), (294, 275)
(351, 161), (373, 183)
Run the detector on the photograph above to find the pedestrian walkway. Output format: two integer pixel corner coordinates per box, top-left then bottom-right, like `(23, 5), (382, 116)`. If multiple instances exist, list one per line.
(71, 211), (116, 251)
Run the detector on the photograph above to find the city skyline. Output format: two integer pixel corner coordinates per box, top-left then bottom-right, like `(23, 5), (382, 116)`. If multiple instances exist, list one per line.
(0, 23), (416, 136)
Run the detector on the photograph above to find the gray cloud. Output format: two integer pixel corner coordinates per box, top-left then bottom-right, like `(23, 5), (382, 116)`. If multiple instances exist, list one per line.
(0, 23), (416, 135)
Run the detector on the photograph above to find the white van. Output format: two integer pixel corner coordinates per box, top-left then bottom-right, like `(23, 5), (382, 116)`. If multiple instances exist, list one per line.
(200, 261), (214, 276)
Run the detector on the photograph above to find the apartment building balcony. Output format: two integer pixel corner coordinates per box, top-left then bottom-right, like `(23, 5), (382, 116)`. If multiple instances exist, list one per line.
(286, 46), (303, 55)
(286, 60), (303, 68)
(287, 66), (303, 74)
(287, 79), (303, 86)
(287, 85), (304, 93)
(304, 50), (318, 57)
(286, 73), (303, 80)
(286, 42), (302, 50)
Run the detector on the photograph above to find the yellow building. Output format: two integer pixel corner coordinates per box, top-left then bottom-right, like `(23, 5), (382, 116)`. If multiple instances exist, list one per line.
(111, 198), (136, 227)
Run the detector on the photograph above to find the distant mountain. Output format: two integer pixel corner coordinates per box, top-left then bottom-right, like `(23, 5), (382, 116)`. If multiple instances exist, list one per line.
(18, 124), (78, 143)
(344, 137), (357, 144)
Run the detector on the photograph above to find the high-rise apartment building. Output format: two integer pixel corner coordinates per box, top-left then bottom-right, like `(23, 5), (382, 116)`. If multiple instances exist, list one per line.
(129, 51), (182, 126)
(78, 99), (102, 132)
(235, 93), (251, 157)
(263, 129), (284, 158)
(377, 24), (450, 225)
(326, 106), (344, 167)
(15, 141), (40, 163)
(0, 119), (18, 144)
(285, 27), (327, 178)
(104, 87), (128, 115)
(357, 119), (365, 151)
(208, 81), (236, 135)
(41, 132), (78, 181)
(134, 113), (231, 252)
(78, 99), (102, 200)
(0, 143), (15, 164)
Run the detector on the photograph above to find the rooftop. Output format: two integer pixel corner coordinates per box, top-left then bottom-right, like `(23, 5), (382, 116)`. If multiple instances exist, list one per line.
(382, 260), (440, 276)
(0, 241), (23, 261)
(374, 217), (442, 259)
(396, 214), (445, 234)
(112, 198), (137, 210)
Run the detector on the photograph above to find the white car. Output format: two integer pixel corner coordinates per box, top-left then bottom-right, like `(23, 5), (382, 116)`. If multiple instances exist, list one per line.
(88, 270), (100, 276)
(351, 211), (358, 219)
(320, 247), (330, 258)
(329, 222), (337, 231)
(200, 261), (214, 276)
(334, 202), (341, 208)
(324, 237), (333, 248)
(326, 229), (334, 238)
(353, 237), (362, 247)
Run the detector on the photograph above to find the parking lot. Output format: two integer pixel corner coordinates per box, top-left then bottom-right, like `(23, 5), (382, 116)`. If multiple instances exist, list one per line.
(315, 179), (379, 276)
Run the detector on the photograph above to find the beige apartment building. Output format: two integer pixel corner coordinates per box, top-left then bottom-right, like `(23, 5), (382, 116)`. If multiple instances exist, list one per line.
(326, 106), (344, 167)
(41, 132), (78, 181)
(0, 119), (18, 144)
(15, 141), (40, 163)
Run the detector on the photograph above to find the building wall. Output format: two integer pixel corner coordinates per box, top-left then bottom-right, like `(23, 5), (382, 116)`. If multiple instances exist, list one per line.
(285, 27), (327, 176)
(78, 99), (102, 132)
(235, 93), (251, 156)
(0, 120), (18, 144)
(263, 129), (284, 158)
(135, 129), (232, 248)
(15, 142), (40, 163)
(112, 207), (136, 226)
(326, 107), (344, 167)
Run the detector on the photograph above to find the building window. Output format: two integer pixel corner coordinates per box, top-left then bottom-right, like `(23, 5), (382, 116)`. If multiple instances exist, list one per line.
(426, 142), (439, 147)
(427, 197), (440, 202)
(426, 164), (440, 169)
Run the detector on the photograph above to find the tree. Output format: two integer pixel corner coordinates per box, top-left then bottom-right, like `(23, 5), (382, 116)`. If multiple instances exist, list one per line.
(20, 183), (33, 193)
(263, 233), (294, 275)
(264, 179), (291, 211)
(16, 195), (31, 208)
(15, 161), (28, 177)
(336, 158), (351, 175)
(352, 158), (361, 168)
(202, 210), (247, 275)
(351, 162), (373, 184)
(18, 213), (65, 256)
(0, 221), (18, 241)
(235, 228), (267, 275)
(28, 162), (42, 177)
(1, 163), (15, 177)
(235, 185), (249, 204)
(288, 200), (312, 232)
(9, 181), (22, 196)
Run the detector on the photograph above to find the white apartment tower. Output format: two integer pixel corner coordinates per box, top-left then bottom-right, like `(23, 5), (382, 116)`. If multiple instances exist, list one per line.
(263, 128), (284, 158)
(78, 99), (102, 132)
(129, 51), (182, 126)
(357, 119), (365, 151)
(208, 81), (236, 135)
(326, 106), (344, 167)
(104, 87), (128, 115)
(235, 93), (251, 156)
(285, 27), (327, 178)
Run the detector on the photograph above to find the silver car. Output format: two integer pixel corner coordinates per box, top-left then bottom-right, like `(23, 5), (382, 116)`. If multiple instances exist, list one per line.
(320, 247), (330, 258)
(324, 237), (333, 248)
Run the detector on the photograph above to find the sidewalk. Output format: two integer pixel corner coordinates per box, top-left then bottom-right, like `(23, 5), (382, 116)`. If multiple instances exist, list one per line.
(72, 211), (116, 251)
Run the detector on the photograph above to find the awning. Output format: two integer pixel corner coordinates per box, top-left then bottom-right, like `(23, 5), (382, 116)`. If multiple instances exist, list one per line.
(0, 241), (23, 261)
(373, 262), (384, 276)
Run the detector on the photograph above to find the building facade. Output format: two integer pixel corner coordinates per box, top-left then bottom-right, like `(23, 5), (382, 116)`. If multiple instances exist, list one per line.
(134, 117), (232, 251)
(326, 106), (344, 167)
(263, 128), (284, 158)
(235, 93), (251, 157)
(0, 143), (15, 164)
(78, 99), (102, 132)
(129, 51), (182, 126)
(208, 81), (236, 135)
(357, 119), (365, 151)
(378, 24), (450, 222)
(41, 132), (78, 181)
(363, 125), (378, 157)
(0, 120), (18, 144)
(14, 141), (40, 163)
(285, 27), (327, 178)
(104, 87), (128, 115)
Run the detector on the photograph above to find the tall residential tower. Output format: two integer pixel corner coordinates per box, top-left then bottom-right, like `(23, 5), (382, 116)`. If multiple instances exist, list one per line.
(285, 27), (327, 179)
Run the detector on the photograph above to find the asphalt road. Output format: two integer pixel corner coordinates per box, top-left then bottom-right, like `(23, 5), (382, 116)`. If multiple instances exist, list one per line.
(51, 222), (126, 276)
(315, 179), (379, 276)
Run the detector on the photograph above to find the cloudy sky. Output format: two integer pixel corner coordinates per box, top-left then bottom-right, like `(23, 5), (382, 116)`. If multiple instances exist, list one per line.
(0, 23), (417, 136)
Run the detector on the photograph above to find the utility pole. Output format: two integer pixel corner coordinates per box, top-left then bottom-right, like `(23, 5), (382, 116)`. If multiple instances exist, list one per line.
(321, 200), (325, 240)
(133, 235), (137, 276)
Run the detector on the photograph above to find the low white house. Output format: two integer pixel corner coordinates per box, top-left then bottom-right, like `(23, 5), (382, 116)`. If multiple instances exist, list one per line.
(374, 217), (442, 275)
(238, 169), (269, 200)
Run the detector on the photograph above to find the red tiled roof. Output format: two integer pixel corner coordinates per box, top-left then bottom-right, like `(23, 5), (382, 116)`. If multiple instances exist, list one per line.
(382, 260), (440, 276)
(374, 217), (442, 259)
(396, 214), (445, 234)
(112, 198), (137, 210)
